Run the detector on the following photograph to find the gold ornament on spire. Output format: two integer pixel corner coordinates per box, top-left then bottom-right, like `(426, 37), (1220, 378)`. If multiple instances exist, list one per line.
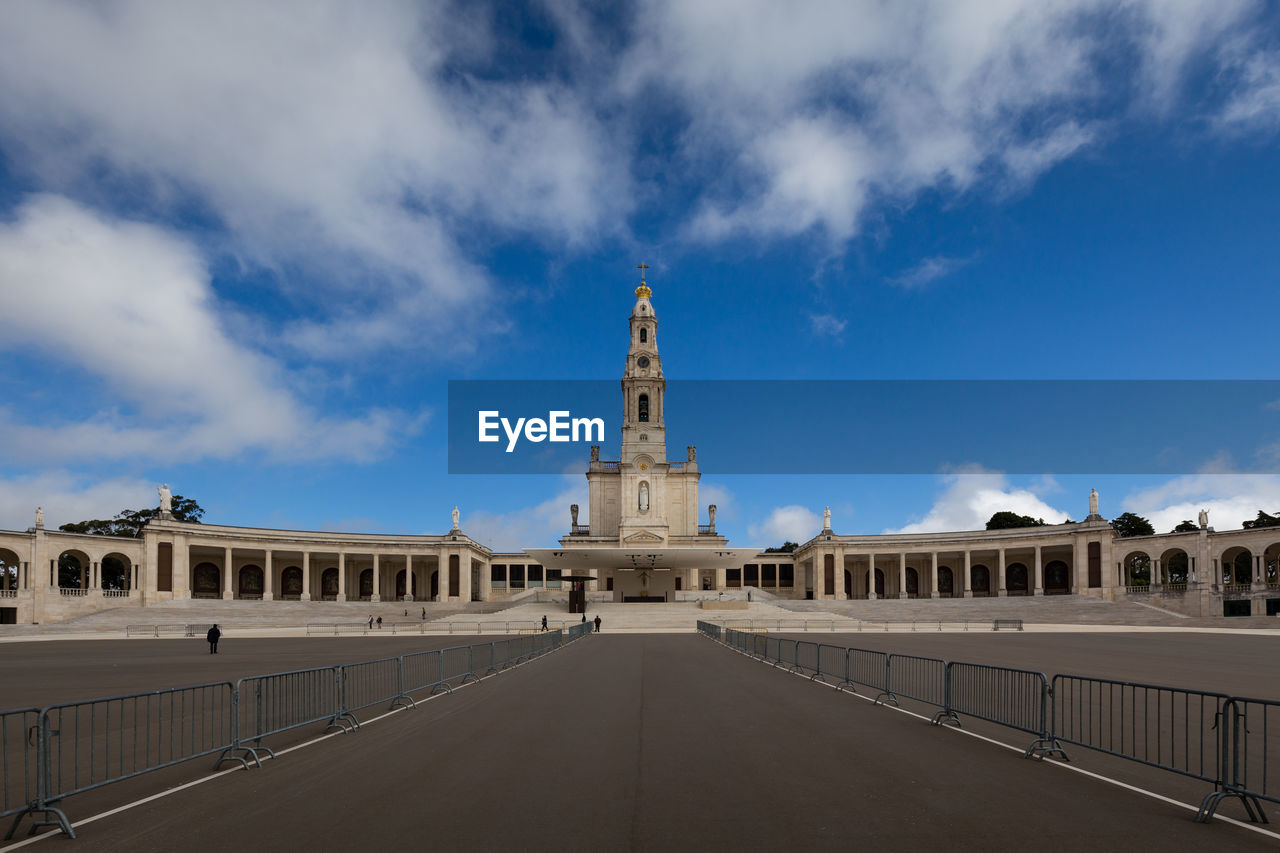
(635, 262), (651, 298)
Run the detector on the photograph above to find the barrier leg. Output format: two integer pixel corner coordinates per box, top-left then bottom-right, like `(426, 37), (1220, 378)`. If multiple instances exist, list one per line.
(929, 708), (960, 726)
(1197, 788), (1269, 824)
(874, 690), (900, 708)
(1023, 737), (1069, 761)
(5, 804), (75, 841)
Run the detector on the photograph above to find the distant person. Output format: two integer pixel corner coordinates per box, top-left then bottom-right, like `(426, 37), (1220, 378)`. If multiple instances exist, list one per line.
(541, 615), (548, 631)
(376, 616), (383, 629)
(368, 615), (373, 630)
(421, 607), (426, 621)
(404, 609), (408, 617)
(206, 624), (221, 654)
(593, 615), (601, 633)
(581, 614), (586, 623)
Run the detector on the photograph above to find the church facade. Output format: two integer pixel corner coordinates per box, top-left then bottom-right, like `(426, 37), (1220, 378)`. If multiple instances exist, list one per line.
(2, 277), (1279, 624)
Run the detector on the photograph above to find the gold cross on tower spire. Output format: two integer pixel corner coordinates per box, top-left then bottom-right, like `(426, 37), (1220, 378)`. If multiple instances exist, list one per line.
(635, 262), (651, 298)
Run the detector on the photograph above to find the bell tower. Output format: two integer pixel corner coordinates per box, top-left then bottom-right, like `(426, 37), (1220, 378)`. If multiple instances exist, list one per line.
(621, 263), (666, 465)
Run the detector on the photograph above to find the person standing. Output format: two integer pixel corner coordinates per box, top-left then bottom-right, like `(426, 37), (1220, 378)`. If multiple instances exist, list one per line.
(593, 615), (601, 633)
(368, 615), (374, 630)
(207, 624), (221, 654)
(376, 616), (383, 629)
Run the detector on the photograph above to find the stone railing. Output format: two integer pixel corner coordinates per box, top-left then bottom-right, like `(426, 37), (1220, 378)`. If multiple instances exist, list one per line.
(1222, 582), (1252, 595)
(103, 589), (131, 598)
(697, 524), (716, 535)
(1124, 584), (1151, 595)
(59, 588), (89, 597)
(0, 589), (16, 598)
(1161, 582), (1188, 595)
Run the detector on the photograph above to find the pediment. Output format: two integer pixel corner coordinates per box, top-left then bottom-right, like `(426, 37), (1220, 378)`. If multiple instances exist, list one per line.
(623, 530), (664, 544)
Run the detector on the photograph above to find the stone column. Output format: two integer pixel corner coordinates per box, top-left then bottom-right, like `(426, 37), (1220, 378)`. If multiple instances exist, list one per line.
(715, 567), (726, 590)
(898, 552), (908, 599)
(372, 553), (381, 602)
(405, 555), (415, 601)
(478, 558), (491, 602)
(92, 561), (99, 589)
(337, 552), (347, 602)
(174, 535), (191, 599)
(867, 554), (877, 600)
(461, 554), (474, 602)
(997, 548), (1007, 597)
(1033, 546), (1043, 595)
(264, 550), (274, 601)
(963, 551), (972, 598)
(1255, 554), (1263, 591)
(300, 552), (311, 600)
(1152, 558), (1162, 592)
(927, 552), (937, 598)
(223, 547), (234, 600)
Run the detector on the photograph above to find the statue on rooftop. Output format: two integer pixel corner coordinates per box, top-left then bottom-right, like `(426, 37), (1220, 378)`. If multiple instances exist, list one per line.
(451, 505), (460, 530)
(157, 483), (172, 514)
(1089, 488), (1099, 518)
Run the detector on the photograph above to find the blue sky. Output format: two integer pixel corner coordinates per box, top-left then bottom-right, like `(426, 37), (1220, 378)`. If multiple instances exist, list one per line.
(1, 1), (1279, 551)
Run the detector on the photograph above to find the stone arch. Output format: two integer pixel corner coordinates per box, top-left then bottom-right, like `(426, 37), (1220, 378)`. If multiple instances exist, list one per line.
(280, 566), (303, 598)
(1006, 562), (1029, 595)
(359, 568), (374, 599)
(1160, 548), (1190, 585)
(320, 567), (339, 599)
(58, 549), (91, 589)
(1220, 546), (1252, 585)
(905, 567), (919, 597)
(238, 564), (264, 598)
(0, 548), (20, 589)
(429, 569), (439, 599)
(971, 564), (990, 596)
(864, 568), (884, 597)
(192, 561), (221, 597)
(1122, 551), (1152, 587)
(937, 566), (954, 597)
(1044, 560), (1070, 594)
(101, 553), (132, 591)
(638, 394), (649, 422)
(397, 569), (416, 599)
(1263, 542), (1280, 585)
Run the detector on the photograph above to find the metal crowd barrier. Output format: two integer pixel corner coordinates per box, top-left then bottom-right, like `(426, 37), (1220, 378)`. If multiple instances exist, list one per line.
(695, 621), (1277, 825)
(884, 653), (945, 709)
(3, 624), (589, 840)
(1, 709), (38, 825)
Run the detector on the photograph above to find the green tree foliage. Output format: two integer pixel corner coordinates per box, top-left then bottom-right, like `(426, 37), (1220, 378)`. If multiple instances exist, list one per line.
(985, 511), (1047, 530)
(1172, 520), (1199, 533)
(764, 541), (798, 553)
(1110, 512), (1154, 538)
(1242, 510), (1280, 529)
(59, 496), (204, 538)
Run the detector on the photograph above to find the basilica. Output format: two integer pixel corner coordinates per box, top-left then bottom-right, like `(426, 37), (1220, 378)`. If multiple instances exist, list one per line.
(1, 276), (1278, 624)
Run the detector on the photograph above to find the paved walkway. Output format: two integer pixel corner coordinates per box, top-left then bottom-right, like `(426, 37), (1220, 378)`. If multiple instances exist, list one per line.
(30, 635), (1274, 852)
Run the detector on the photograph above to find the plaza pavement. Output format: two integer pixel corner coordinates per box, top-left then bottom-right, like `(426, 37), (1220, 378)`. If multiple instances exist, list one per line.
(5, 633), (1275, 852)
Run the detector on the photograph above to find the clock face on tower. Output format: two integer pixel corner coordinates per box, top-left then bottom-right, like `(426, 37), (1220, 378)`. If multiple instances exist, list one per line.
(637, 356), (650, 369)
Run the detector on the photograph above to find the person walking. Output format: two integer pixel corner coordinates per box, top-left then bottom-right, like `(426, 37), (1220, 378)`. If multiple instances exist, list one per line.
(376, 616), (383, 629)
(206, 624), (221, 654)
(541, 615), (548, 632)
(593, 615), (601, 633)
(421, 607), (427, 620)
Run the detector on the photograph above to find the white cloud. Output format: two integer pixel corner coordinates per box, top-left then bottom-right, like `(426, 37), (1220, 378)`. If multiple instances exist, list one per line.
(1218, 50), (1280, 131)
(749, 505), (821, 545)
(1123, 474), (1280, 534)
(626, 0), (1271, 244)
(0, 0), (629, 358)
(464, 477), (587, 552)
(886, 470), (1072, 534)
(0, 472), (154, 531)
(809, 313), (847, 337)
(892, 254), (975, 290)
(0, 195), (409, 463)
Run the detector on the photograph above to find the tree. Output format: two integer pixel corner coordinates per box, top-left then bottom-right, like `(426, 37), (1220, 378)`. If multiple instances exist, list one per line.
(764, 541), (798, 553)
(1172, 520), (1199, 533)
(1242, 510), (1280, 530)
(1110, 512), (1154, 538)
(59, 496), (204, 538)
(986, 511), (1047, 530)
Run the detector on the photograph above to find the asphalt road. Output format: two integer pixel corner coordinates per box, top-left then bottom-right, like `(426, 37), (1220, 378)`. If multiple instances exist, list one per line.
(14, 634), (1272, 852)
